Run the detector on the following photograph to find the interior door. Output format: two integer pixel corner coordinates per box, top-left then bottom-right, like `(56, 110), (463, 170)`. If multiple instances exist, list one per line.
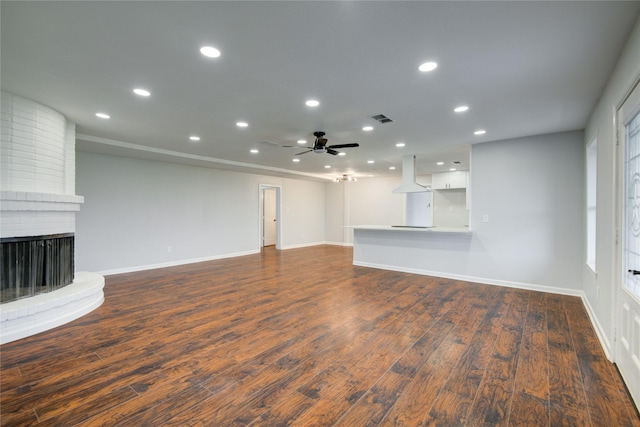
(263, 188), (277, 246)
(618, 80), (640, 408)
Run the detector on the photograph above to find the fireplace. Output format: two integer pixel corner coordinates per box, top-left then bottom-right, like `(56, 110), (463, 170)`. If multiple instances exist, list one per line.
(1, 91), (104, 344)
(1, 233), (75, 303)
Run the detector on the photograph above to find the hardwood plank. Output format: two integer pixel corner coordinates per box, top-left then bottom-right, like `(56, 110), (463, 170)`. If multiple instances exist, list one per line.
(376, 285), (500, 426)
(465, 290), (530, 426)
(0, 367), (22, 392)
(0, 246), (637, 426)
(508, 291), (549, 426)
(247, 391), (316, 426)
(377, 326), (469, 426)
(35, 385), (138, 425)
(423, 288), (515, 425)
(0, 408), (38, 426)
(563, 295), (640, 427)
(332, 370), (411, 427)
(546, 294), (592, 426)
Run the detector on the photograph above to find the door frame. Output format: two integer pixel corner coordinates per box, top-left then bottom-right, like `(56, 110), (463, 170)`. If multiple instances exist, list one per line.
(259, 184), (282, 249)
(613, 74), (640, 407)
(615, 74), (640, 356)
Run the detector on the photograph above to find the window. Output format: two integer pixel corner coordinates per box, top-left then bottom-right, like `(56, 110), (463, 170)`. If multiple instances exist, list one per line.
(586, 136), (597, 273)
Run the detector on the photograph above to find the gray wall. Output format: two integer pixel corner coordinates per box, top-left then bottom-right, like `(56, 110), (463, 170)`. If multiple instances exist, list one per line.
(324, 182), (346, 245)
(75, 151), (326, 273)
(470, 131), (584, 290)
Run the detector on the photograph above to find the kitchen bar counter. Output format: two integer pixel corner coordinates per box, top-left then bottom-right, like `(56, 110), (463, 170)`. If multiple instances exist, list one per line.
(350, 225), (471, 234)
(351, 225), (474, 279)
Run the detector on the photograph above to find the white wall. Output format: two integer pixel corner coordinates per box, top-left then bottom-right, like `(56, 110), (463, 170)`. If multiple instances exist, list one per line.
(279, 177), (325, 248)
(344, 176), (405, 243)
(583, 16), (640, 354)
(324, 182), (345, 245)
(75, 151), (326, 273)
(433, 189), (467, 227)
(470, 131), (584, 290)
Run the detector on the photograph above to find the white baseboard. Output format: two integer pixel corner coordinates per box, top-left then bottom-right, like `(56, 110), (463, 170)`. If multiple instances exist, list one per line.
(322, 241), (353, 247)
(353, 260), (583, 297)
(280, 241), (326, 250)
(98, 249), (260, 276)
(580, 294), (612, 360)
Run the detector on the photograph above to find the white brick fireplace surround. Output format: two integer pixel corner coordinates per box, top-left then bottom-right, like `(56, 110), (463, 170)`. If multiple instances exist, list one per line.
(1, 92), (104, 344)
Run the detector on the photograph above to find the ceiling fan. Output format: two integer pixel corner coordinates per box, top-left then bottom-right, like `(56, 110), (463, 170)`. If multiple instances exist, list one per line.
(283, 132), (360, 156)
(260, 131), (359, 155)
(294, 132), (360, 156)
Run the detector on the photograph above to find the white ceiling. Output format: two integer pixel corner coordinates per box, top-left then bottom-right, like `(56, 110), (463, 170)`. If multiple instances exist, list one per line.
(2, 1), (639, 181)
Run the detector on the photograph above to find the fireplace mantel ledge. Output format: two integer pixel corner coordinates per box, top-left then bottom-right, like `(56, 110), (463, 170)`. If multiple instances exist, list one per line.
(1, 191), (84, 211)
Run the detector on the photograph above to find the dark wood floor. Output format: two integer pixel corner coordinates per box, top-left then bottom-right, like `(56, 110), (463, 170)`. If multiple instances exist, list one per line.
(1, 245), (638, 426)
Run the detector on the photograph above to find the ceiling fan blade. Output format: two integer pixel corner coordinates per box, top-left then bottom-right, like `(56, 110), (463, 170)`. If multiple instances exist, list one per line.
(326, 148), (340, 155)
(295, 149), (313, 155)
(327, 143), (359, 149)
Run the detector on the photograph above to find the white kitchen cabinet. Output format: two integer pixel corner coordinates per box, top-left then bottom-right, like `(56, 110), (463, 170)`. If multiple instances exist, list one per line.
(431, 171), (468, 190)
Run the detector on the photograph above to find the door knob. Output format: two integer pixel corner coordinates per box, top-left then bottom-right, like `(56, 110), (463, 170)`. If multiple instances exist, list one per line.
(628, 269), (640, 275)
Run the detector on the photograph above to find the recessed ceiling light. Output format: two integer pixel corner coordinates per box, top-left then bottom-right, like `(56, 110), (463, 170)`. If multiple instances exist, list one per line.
(395, 142), (405, 147)
(297, 140), (307, 145)
(454, 105), (469, 113)
(95, 112), (110, 119)
(305, 99), (320, 107)
(200, 46), (221, 58)
(338, 152), (346, 156)
(362, 126), (373, 131)
(474, 130), (487, 135)
(189, 135), (200, 141)
(389, 166), (396, 170)
(324, 165), (331, 169)
(133, 88), (150, 97)
(250, 149), (259, 154)
(418, 61), (438, 72)
(236, 121), (248, 128)
(450, 168), (457, 171)
(436, 161), (444, 165)
(292, 158), (300, 163)
(367, 160), (375, 164)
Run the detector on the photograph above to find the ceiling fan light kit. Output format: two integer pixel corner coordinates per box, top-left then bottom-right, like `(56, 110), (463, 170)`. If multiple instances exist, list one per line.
(335, 174), (357, 183)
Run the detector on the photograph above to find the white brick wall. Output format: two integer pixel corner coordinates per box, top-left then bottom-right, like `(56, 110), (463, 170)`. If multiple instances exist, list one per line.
(0, 92), (82, 238)
(1, 92), (73, 194)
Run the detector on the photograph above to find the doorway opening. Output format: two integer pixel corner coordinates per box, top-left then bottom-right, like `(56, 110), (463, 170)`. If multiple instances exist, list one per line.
(259, 184), (282, 250)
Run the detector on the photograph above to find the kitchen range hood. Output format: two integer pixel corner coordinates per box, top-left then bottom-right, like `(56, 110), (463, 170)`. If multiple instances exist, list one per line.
(393, 155), (431, 193)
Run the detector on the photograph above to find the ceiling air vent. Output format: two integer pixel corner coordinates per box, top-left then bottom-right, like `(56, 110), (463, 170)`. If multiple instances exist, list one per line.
(371, 114), (393, 124)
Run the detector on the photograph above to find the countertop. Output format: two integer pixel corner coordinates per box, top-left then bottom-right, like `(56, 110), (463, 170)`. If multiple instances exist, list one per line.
(350, 225), (472, 234)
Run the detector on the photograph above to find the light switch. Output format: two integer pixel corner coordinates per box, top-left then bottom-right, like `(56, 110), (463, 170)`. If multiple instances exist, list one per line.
(482, 214), (489, 223)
